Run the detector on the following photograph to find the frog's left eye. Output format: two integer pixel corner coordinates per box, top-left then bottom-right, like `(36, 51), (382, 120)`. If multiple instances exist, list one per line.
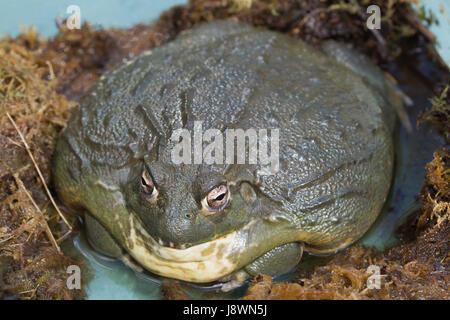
(201, 184), (229, 214)
(141, 169), (158, 202)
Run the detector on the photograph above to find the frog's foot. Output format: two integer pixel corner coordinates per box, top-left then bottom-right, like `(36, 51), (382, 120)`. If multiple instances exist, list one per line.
(220, 242), (304, 292)
(220, 270), (250, 292)
(85, 212), (147, 273)
(244, 242), (303, 277)
(84, 213), (124, 258)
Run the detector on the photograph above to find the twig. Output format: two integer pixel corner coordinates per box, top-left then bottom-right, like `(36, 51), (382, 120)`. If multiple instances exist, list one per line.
(56, 230), (73, 244)
(6, 112), (73, 232)
(13, 173), (61, 255)
(404, 5), (436, 44)
(45, 61), (55, 80)
(298, 8), (328, 29)
(369, 28), (387, 48)
(0, 235), (14, 244)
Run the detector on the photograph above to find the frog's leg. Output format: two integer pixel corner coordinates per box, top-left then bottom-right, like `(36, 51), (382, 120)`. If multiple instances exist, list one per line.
(219, 243), (303, 292)
(220, 270), (250, 292)
(244, 242), (303, 277)
(85, 214), (146, 272)
(84, 213), (124, 258)
(321, 40), (390, 94)
(321, 40), (411, 132)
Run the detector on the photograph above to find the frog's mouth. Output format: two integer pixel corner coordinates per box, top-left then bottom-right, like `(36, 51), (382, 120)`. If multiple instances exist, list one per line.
(124, 212), (304, 283)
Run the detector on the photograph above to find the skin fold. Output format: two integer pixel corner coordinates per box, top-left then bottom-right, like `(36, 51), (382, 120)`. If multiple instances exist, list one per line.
(52, 20), (396, 284)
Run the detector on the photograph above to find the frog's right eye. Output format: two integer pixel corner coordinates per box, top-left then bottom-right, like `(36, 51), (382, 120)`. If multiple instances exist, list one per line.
(201, 184), (229, 215)
(141, 169), (158, 202)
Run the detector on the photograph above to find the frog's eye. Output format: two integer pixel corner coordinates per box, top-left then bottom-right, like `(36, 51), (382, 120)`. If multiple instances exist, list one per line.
(201, 184), (229, 214)
(141, 169), (158, 201)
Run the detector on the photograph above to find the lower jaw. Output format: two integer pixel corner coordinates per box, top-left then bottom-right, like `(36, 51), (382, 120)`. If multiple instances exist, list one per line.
(141, 241), (304, 285)
(212, 242), (304, 292)
(127, 215), (304, 283)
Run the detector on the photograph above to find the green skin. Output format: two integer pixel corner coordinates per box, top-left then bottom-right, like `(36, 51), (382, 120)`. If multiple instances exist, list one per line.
(52, 20), (397, 284)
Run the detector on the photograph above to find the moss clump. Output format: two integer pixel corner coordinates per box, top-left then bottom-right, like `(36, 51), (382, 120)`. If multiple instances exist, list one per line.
(419, 85), (450, 142)
(0, 30), (82, 300)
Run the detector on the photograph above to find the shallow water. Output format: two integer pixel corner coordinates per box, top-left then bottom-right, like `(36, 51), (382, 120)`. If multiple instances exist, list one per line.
(359, 60), (445, 250)
(63, 233), (250, 299)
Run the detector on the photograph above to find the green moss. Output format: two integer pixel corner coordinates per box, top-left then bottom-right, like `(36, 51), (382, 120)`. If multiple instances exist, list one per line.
(419, 86), (450, 141)
(417, 5), (440, 27)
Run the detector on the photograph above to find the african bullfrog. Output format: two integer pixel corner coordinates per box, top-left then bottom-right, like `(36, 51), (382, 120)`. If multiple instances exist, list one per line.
(52, 20), (399, 286)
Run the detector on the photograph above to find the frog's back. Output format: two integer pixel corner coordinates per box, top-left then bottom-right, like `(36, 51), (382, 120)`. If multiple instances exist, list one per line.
(55, 20), (394, 253)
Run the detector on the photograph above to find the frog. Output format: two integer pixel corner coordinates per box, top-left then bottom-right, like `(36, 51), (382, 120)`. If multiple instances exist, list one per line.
(52, 19), (399, 286)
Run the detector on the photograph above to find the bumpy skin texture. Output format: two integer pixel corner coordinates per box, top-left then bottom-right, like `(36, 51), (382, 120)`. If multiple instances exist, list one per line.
(52, 20), (395, 283)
